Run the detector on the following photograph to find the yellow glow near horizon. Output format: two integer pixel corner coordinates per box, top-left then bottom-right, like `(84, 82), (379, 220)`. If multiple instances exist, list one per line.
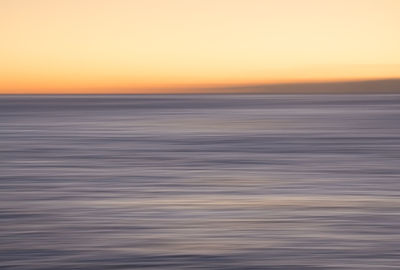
(1, 0), (400, 93)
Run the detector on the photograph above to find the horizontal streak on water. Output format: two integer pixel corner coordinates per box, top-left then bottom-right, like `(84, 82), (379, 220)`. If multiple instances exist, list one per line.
(1, 94), (400, 269)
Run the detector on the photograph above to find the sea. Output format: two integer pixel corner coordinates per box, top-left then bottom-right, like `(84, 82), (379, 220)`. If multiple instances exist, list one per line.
(0, 94), (399, 269)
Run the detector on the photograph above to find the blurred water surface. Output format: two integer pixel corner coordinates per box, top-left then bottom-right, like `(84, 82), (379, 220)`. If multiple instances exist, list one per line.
(1, 94), (400, 269)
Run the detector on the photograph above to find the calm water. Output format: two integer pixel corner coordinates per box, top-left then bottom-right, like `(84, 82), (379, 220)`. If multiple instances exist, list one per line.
(1, 94), (400, 269)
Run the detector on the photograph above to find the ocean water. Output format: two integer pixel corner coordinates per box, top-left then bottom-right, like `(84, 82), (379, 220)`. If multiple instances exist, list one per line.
(0, 94), (399, 269)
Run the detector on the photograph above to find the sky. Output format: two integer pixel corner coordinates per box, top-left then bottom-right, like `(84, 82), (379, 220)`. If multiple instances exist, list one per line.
(0, 0), (399, 94)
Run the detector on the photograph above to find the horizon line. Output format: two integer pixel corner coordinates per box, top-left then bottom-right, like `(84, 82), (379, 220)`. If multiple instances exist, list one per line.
(1, 77), (400, 95)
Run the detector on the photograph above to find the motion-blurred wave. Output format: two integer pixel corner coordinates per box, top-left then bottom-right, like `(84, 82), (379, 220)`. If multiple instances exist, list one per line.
(1, 94), (399, 269)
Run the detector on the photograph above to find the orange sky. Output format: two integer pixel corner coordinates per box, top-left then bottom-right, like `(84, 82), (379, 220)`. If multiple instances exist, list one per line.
(1, 0), (400, 93)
